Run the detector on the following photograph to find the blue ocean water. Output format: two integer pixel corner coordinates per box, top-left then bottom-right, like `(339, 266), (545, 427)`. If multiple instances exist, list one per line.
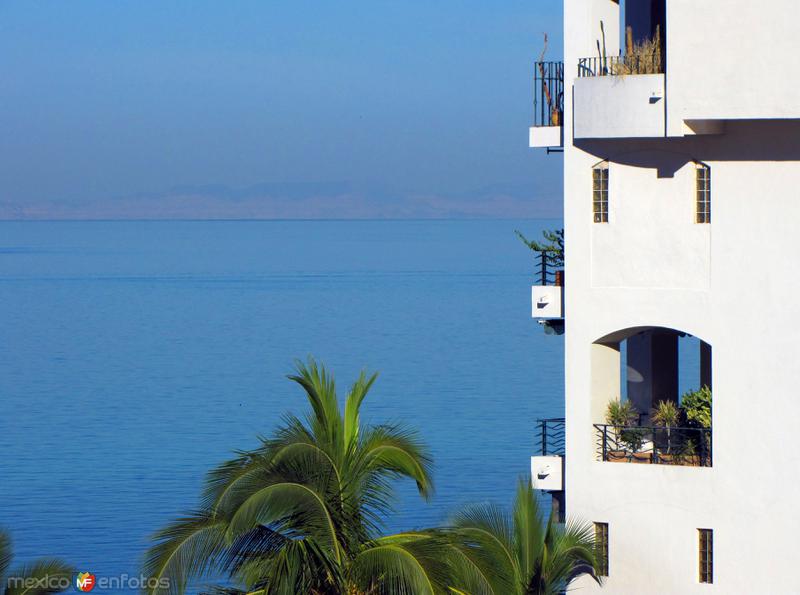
(0, 219), (564, 588)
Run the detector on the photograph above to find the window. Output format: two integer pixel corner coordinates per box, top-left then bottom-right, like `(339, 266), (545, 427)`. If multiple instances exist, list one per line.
(699, 529), (713, 583)
(696, 163), (711, 223)
(594, 522), (609, 576)
(593, 163), (609, 223)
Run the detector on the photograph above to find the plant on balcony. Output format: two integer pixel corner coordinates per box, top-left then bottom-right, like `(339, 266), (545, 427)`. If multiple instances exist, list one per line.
(606, 398), (637, 428)
(605, 398), (638, 461)
(676, 437), (699, 466)
(537, 33), (562, 126)
(614, 25), (662, 75)
(515, 228), (564, 269)
(682, 385), (712, 429)
(620, 427), (649, 462)
(595, 20), (609, 75)
(681, 385), (712, 465)
(651, 399), (680, 459)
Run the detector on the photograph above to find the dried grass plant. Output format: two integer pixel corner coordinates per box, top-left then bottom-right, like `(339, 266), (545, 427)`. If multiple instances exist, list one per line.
(612, 25), (663, 75)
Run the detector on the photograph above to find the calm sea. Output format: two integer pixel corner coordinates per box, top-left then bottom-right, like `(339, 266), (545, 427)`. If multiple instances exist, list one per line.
(0, 219), (565, 588)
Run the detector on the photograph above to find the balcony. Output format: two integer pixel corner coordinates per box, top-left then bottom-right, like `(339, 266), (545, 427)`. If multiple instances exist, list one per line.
(594, 423), (711, 467)
(536, 417), (565, 456)
(531, 418), (565, 492)
(573, 53), (665, 140)
(529, 61), (563, 149)
(531, 250), (563, 332)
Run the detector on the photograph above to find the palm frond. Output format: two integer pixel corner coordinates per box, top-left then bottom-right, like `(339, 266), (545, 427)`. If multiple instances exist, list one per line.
(201, 451), (271, 516)
(199, 588), (249, 595)
(350, 533), (453, 595)
(5, 559), (74, 595)
(0, 529), (12, 585)
(238, 538), (343, 595)
(205, 434), (341, 524)
(448, 503), (515, 566)
(446, 481), (597, 595)
(512, 479), (545, 586)
(446, 503), (518, 595)
(542, 521), (599, 591)
(343, 370), (378, 450)
(146, 361), (443, 595)
(225, 482), (342, 562)
(142, 511), (229, 595)
(288, 357), (342, 449)
(269, 442), (342, 491)
(441, 541), (497, 595)
(219, 525), (291, 576)
(360, 425), (434, 500)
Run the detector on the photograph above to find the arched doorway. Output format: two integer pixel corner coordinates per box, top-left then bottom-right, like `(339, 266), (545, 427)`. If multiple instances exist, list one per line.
(590, 326), (712, 466)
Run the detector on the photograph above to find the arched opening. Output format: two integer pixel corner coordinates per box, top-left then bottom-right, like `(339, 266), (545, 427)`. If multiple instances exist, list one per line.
(591, 326), (712, 466)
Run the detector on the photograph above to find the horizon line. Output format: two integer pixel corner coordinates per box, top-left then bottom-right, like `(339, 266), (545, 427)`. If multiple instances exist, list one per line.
(0, 216), (564, 223)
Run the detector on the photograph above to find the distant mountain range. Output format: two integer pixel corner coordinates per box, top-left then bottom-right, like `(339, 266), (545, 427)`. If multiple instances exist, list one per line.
(0, 182), (561, 219)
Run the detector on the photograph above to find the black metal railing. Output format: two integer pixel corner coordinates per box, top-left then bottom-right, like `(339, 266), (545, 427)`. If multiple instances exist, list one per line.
(536, 418), (565, 456)
(533, 61), (564, 127)
(535, 250), (564, 287)
(594, 424), (712, 467)
(577, 53), (663, 78)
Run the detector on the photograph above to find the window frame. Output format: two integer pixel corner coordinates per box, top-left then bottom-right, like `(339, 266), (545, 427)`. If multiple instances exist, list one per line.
(696, 162), (711, 224)
(592, 162), (609, 223)
(698, 528), (713, 583)
(594, 522), (609, 576)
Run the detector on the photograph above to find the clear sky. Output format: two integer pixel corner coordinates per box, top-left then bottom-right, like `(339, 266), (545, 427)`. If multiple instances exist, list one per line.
(0, 1), (564, 219)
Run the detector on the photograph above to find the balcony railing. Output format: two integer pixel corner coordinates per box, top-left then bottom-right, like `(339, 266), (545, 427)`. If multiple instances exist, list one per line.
(594, 424), (712, 467)
(531, 250), (564, 327)
(533, 61), (564, 127)
(535, 250), (563, 287)
(578, 53), (663, 78)
(536, 417), (565, 456)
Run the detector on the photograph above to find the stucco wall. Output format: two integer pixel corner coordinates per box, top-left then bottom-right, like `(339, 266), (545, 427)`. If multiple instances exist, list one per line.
(565, 127), (800, 594)
(590, 158), (710, 289)
(666, 0), (800, 130)
(561, 2), (800, 592)
(574, 74), (665, 139)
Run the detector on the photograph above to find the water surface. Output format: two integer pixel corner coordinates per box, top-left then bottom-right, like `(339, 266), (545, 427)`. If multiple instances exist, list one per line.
(0, 219), (564, 588)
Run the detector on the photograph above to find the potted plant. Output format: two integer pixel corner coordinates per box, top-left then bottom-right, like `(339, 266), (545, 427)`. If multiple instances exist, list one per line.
(605, 398), (638, 462)
(621, 427), (650, 463)
(537, 33), (562, 126)
(651, 400), (680, 464)
(682, 385), (712, 428)
(681, 385), (712, 465)
(676, 437), (699, 467)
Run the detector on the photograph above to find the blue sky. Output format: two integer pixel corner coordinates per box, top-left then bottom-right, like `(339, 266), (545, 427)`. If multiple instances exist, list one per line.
(0, 1), (563, 219)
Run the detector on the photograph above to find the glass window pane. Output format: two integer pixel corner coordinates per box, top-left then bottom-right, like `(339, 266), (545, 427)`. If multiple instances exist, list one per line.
(696, 165), (711, 225)
(593, 165), (609, 224)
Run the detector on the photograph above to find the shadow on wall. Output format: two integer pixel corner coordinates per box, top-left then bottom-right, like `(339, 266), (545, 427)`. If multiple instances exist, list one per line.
(591, 326), (712, 421)
(575, 119), (800, 177)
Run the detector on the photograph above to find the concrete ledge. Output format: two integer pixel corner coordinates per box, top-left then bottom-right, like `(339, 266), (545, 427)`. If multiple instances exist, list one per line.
(574, 74), (665, 139)
(529, 125), (563, 148)
(531, 455), (563, 491)
(532, 285), (563, 318)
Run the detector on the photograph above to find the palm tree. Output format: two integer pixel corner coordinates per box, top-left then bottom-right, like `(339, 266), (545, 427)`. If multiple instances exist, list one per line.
(0, 529), (73, 595)
(144, 358), (449, 595)
(444, 480), (599, 595)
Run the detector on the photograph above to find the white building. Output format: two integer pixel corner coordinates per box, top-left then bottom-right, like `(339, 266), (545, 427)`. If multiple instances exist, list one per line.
(530, 1), (800, 592)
